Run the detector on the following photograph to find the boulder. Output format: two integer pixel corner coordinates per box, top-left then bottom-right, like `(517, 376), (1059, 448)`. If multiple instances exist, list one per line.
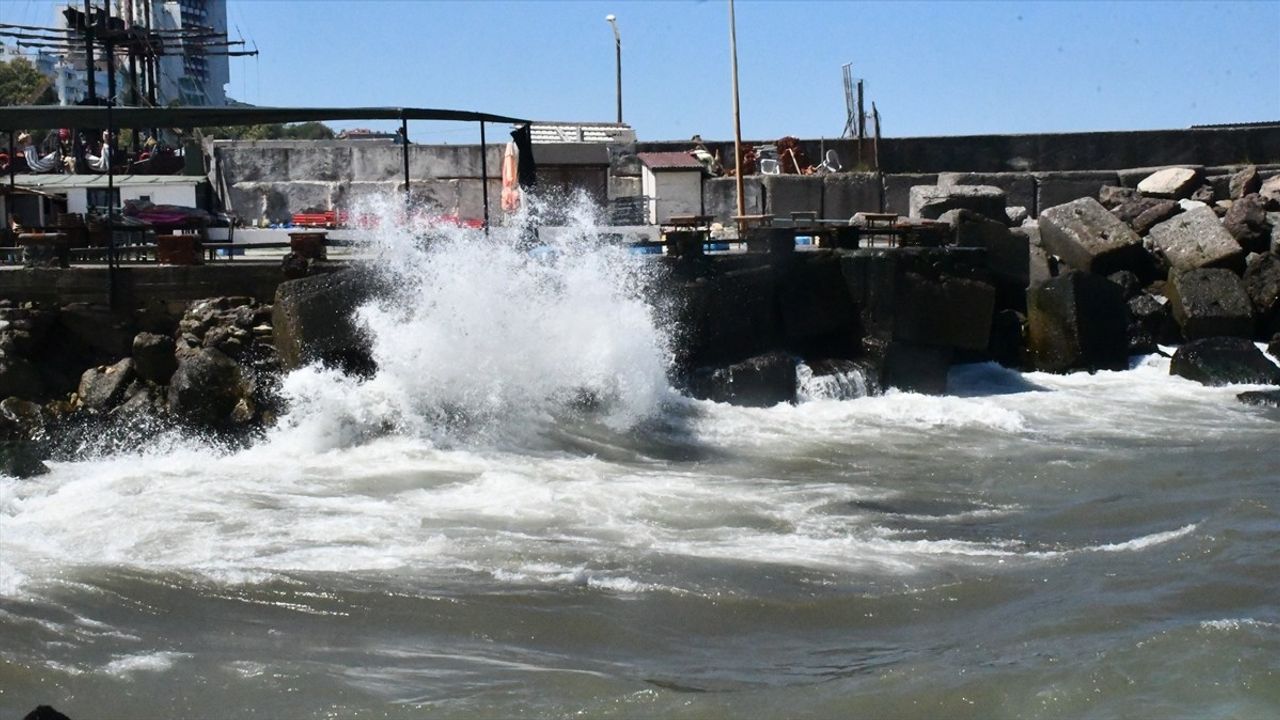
(1108, 271), (1143, 300)
(1026, 270), (1129, 372)
(908, 185), (1006, 222)
(893, 273), (995, 351)
(1131, 200), (1182, 236)
(1038, 197), (1149, 276)
(0, 356), (44, 402)
(1260, 176), (1280, 210)
(1243, 253), (1280, 334)
(1222, 194), (1272, 253)
(878, 341), (953, 394)
(1169, 337), (1280, 386)
(944, 209), (1028, 287)
(1126, 293), (1179, 354)
(57, 303), (135, 359)
(679, 264), (779, 368)
(1137, 167), (1203, 199)
(168, 347), (248, 426)
(938, 172), (1036, 212)
(1229, 166), (1261, 199)
(1237, 389), (1280, 408)
(132, 332), (178, 385)
(1166, 268), (1254, 340)
(690, 352), (797, 407)
(1099, 185), (1137, 209)
(1148, 206), (1245, 272)
(1190, 185), (1217, 204)
(273, 269), (381, 374)
(773, 253), (857, 352)
(77, 358), (135, 413)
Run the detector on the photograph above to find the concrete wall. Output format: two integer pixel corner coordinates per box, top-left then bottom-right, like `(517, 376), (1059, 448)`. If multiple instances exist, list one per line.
(643, 168), (703, 223)
(2, 263), (289, 307)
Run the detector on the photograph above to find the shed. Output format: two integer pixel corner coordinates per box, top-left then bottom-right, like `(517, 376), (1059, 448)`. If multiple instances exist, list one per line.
(3, 174), (206, 226)
(637, 151), (704, 224)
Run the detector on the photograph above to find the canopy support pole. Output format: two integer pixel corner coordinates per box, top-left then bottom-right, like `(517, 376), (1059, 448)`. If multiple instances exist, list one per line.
(480, 121), (489, 234)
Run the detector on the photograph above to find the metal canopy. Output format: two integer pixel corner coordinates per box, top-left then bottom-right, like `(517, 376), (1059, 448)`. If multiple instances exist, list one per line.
(0, 105), (528, 130)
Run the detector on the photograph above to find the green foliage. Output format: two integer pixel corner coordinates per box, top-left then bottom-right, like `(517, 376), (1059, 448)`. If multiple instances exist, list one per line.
(199, 121), (336, 141)
(0, 57), (56, 106)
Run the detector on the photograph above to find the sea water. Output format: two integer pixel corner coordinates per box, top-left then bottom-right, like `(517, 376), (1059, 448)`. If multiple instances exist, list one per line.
(2, 202), (1277, 718)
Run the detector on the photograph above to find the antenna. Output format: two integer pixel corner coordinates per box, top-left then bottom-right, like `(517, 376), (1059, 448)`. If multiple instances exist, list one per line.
(842, 63), (855, 138)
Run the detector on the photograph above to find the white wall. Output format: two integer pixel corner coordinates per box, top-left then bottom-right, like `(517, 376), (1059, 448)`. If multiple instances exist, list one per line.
(646, 170), (703, 224)
(65, 183), (197, 214)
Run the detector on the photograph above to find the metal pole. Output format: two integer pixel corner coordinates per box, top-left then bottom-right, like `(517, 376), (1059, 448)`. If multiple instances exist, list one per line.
(6, 131), (14, 238)
(480, 121), (490, 234)
(104, 1), (116, 108)
(729, 0), (745, 227)
(606, 15), (621, 123)
(400, 115), (410, 208)
(106, 101), (117, 308)
(84, 0), (97, 103)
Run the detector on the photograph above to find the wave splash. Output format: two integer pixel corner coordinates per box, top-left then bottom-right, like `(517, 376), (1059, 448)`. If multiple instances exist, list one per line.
(270, 194), (675, 450)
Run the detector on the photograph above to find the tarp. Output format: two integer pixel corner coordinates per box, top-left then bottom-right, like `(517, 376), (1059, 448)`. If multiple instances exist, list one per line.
(0, 105), (529, 130)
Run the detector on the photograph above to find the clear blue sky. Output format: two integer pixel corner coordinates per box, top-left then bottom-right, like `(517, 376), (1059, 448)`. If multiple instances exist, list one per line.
(4, 1), (1279, 142)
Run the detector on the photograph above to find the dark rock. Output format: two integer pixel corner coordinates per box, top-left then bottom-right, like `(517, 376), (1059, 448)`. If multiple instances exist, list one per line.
(774, 253), (857, 352)
(273, 269), (381, 375)
(1, 397), (49, 478)
(894, 273), (995, 351)
(1170, 337), (1280, 386)
(22, 706), (73, 720)
(1027, 270), (1130, 372)
(1108, 271), (1143, 300)
(1098, 185), (1137, 209)
(1260, 176), (1280, 210)
(1113, 196), (1173, 226)
(988, 309), (1026, 367)
(945, 209), (1028, 287)
(1039, 197), (1149, 276)
(679, 263), (779, 368)
(168, 347), (248, 426)
(1126, 294), (1179, 354)
(1190, 184), (1216, 204)
(1243, 253), (1280, 335)
(77, 358), (136, 413)
(1166, 268), (1254, 341)
(1148, 207), (1245, 272)
(113, 383), (168, 419)
(1137, 167), (1203, 199)
(1222, 194), (1272, 254)
(909, 185), (1007, 222)
(0, 356), (45, 401)
(1271, 334), (1280, 361)
(690, 352), (797, 407)
(879, 341), (953, 394)
(839, 250), (898, 341)
(1229, 166), (1261, 199)
(1131, 200), (1182, 236)
(131, 332), (178, 384)
(57, 303), (136, 359)
(1237, 389), (1280, 408)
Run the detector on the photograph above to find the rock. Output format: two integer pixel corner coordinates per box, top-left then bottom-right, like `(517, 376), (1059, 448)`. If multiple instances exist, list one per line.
(893, 273), (996, 351)
(878, 340), (953, 394)
(908, 185), (1006, 223)
(1112, 196), (1171, 226)
(1148, 206), (1245, 272)
(1229, 166), (1261, 199)
(1190, 185), (1216, 204)
(1260, 176), (1280, 210)
(1243, 253), (1280, 334)
(690, 352), (797, 407)
(1169, 337), (1280, 386)
(1137, 167), (1203, 199)
(678, 263), (780, 368)
(1166, 268), (1254, 340)
(1237, 389), (1280, 408)
(1098, 185), (1137, 209)
(1038, 197), (1149, 276)
(1, 396), (50, 477)
(1222, 194), (1272, 253)
(1027, 271), (1130, 372)
(273, 269), (381, 375)
(774, 253), (857, 352)
(1271, 334), (1280, 361)
(0, 440), (48, 477)
(77, 358), (136, 413)
(131, 332), (178, 384)
(0, 356), (45, 402)
(1108, 270), (1143, 300)
(168, 347), (248, 426)
(57, 303), (136, 359)
(1005, 206), (1028, 225)
(1130, 200), (1182, 236)
(944, 209), (1028, 287)
(988, 309), (1026, 367)
(113, 383), (167, 419)
(1126, 293), (1179, 354)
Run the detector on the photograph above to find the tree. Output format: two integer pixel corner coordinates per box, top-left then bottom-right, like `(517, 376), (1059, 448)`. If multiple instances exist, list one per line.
(0, 57), (56, 106)
(199, 122), (336, 141)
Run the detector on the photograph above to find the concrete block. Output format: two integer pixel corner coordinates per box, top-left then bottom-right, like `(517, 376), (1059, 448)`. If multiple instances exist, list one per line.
(882, 173), (936, 215)
(408, 179), (460, 215)
(286, 145), (352, 182)
(939, 172), (1036, 215)
(226, 182), (268, 223)
(763, 175), (824, 218)
(1034, 171), (1122, 212)
(608, 175), (642, 200)
(705, 176), (764, 224)
(456, 179), (504, 223)
(217, 146), (290, 183)
(893, 274), (995, 351)
(822, 173), (882, 219)
(909, 185), (1006, 222)
(1038, 197), (1148, 275)
(1027, 270), (1129, 373)
(270, 181), (335, 216)
(1166, 267), (1254, 340)
(1118, 165), (1204, 188)
(1148, 206), (1245, 272)
(351, 144), (405, 182)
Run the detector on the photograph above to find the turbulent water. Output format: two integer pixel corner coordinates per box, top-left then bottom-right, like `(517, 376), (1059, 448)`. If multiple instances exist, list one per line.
(2, 205), (1278, 719)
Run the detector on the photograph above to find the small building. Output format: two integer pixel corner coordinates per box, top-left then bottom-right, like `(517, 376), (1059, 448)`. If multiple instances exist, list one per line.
(637, 151), (705, 225)
(2, 175), (208, 227)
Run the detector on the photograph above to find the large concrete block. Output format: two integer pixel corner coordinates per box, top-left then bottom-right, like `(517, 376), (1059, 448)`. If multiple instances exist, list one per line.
(763, 175), (824, 218)
(351, 144), (406, 182)
(909, 185), (1006, 222)
(1035, 171), (1121, 211)
(1038, 197), (1148, 275)
(1148, 206), (1245, 272)
(456, 179), (504, 223)
(893, 274), (995, 351)
(286, 145), (352, 182)
(1166, 267), (1254, 340)
(839, 249), (899, 340)
(270, 181), (335, 216)
(1027, 270), (1129, 373)
(939, 172), (1036, 215)
(407, 179), (460, 215)
(217, 146), (290, 183)
(882, 173), (936, 215)
(1118, 165), (1204, 189)
(946, 210), (1029, 287)
(822, 173), (882, 219)
(226, 182), (268, 223)
(333, 181), (401, 211)
(705, 176), (764, 224)
(774, 252), (857, 351)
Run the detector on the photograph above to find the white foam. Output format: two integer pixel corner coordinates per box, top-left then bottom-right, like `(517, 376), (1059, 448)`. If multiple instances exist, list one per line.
(100, 651), (190, 677)
(1198, 618), (1279, 632)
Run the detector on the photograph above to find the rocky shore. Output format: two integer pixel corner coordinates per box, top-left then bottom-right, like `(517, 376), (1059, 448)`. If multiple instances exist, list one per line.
(3, 167), (1278, 478)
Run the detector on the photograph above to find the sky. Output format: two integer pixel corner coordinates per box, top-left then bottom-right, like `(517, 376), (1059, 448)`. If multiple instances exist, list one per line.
(3, 0), (1279, 143)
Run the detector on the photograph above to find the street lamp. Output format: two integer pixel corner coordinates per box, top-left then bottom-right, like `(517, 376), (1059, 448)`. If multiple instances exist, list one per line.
(606, 14), (622, 123)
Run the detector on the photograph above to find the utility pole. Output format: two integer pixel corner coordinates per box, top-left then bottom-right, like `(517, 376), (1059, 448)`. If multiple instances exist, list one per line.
(729, 0), (745, 227)
(606, 15), (622, 124)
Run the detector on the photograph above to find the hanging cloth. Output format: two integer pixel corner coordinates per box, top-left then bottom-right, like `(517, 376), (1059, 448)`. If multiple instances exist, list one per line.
(501, 141), (521, 213)
(510, 123), (536, 188)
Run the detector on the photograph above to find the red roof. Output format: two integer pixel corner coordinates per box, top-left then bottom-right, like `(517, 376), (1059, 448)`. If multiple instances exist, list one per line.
(637, 151), (704, 171)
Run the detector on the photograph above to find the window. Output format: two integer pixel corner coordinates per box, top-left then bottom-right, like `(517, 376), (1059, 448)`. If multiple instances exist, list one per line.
(86, 188), (120, 210)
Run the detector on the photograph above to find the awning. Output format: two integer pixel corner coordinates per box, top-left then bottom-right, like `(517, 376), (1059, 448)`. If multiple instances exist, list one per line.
(0, 105), (529, 130)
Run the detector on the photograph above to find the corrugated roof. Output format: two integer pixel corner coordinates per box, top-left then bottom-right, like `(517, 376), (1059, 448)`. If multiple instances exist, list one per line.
(13, 174), (205, 189)
(637, 151), (703, 170)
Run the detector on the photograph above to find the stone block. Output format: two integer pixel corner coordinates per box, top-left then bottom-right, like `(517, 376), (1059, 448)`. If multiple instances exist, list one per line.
(1137, 167), (1204, 199)
(1118, 165), (1204, 188)
(286, 146), (352, 182)
(679, 264), (778, 367)
(763, 175), (824, 219)
(839, 249), (898, 340)
(270, 181), (335, 216)
(704, 176), (764, 224)
(1038, 197), (1149, 275)
(1148, 206), (1245, 272)
(690, 352), (797, 407)
(774, 253), (857, 351)
(1166, 267), (1254, 340)
(946, 209), (1028, 287)
(1027, 270), (1129, 372)
(1170, 337), (1280, 386)
(1222, 194), (1272, 253)
(882, 173), (936, 215)
(1243, 252), (1280, 334)
(217, 146), (290, 183)
(1035, 171), (1122, 212)
(938, 172), (1036, 215)
(880, 341), (953, 395)
(893, 274), (995, 351)
(273, 269), (382, 374)
(822, 173), (882, 219)
(909, 185), (1006, 222)
(351, 144), (408, 182)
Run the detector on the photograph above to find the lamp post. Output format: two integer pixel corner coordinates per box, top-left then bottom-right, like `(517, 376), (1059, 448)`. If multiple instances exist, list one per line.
(606, 14), (622, 123)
